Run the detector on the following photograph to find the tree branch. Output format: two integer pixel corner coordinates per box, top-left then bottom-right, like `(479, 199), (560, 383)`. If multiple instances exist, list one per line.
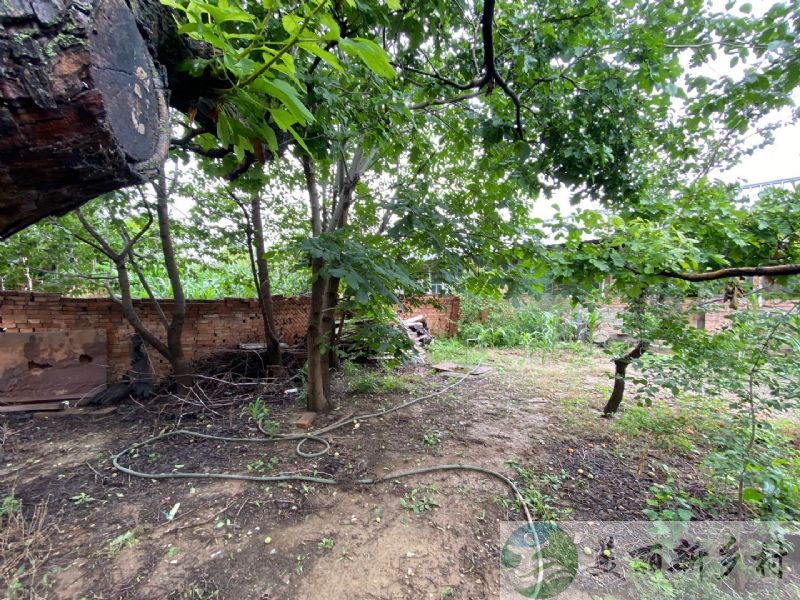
(661, 263), (800, 282)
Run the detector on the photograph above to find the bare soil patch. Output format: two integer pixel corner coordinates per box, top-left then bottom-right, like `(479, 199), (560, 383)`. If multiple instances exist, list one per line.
(1, 348), (725, 599)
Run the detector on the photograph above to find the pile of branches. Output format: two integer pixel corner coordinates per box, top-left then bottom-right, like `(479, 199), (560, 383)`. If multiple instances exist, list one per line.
(1, 496), (59, 596)
(152, 346), (305, 416)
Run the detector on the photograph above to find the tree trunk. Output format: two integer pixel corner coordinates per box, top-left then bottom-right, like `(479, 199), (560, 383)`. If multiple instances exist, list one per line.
(171, 356), (193, 394)
(251, 193), (282, 368)
(0, 0), (170, 237)
(602, 340), (648, 417)
(302, 154), (330, 412)
(322, 276), (341, 389)
(307, 257), (329, 412)
(154, 172), (190, 393)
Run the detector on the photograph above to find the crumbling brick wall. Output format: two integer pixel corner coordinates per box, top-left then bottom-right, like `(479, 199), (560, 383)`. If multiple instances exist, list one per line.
(0, 292), (459, 381)
(595, 297), (795, 340)
(402, 296), (460, 337)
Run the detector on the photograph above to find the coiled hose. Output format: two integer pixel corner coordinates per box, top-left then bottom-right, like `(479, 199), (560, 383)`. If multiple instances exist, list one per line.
(111, 363), (537, 528)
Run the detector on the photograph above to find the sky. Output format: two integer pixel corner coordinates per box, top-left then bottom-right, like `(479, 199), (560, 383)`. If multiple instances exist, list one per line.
(716, 119), (800, 185)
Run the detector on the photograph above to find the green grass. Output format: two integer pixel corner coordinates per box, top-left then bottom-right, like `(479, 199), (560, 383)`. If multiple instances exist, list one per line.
(106, 528), (140, 557)
(344, 362), (411, 394)
(427, 339), (488, 365)
(613, 398), (725, 455)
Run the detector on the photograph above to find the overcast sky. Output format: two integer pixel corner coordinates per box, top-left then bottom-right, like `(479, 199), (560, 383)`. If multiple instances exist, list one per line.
(716, 119), (799, 184)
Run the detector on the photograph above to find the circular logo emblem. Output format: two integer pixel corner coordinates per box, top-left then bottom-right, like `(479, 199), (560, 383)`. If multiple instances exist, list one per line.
(501, 522), (578, 598)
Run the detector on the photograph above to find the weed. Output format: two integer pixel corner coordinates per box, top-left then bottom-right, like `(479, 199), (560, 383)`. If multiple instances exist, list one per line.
(440, 587), (455, 598)
(506, 459), (571, 520)
(241, 397), (279, 436)
(347, 365), (410, 394)
(457, 295), (589, 351)
(295, 553), (307, 574)
(1, 495), (21, 519)
(380, 374), (409, 393)
(318, 537), (335, 550)
(246, 456), (280, 474)
(0, 497), (55, 597)
(400, 488), (439, 514)
(341, 360), (359, 378)
(70, 492), (95, 506)
(338, 547), (352, 561)
(168, 580), (221, 599)
(422, 430), (442, 448)
(643, 468), (702, 522)
(427, 339), (487, 365)
(614, 403), (701, 455)
(371, 506), (382, 522)
(107, 529), (139, 556)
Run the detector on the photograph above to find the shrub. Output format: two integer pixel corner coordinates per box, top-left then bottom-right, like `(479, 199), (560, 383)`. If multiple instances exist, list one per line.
(457, 294), (594, 350)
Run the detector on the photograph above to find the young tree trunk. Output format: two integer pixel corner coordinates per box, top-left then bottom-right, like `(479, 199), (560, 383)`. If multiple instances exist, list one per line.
(300, 149), (371, 411)
(322, 276), (341, 387)
(307, 257), (330, 412)
(602, 340), (649, 417)
(321, 182), (353, 379)
(302, 154), (331, 412)
(250, 193), (282, 368)
(75, 165), (192, 394)
(154, 172), (191, 393)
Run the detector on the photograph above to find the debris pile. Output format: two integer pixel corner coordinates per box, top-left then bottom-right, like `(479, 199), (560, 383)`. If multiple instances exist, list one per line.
(401, 315), (433, 348)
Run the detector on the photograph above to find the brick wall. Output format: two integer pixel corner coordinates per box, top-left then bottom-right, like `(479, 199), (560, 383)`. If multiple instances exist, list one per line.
(595, 297), (796, 339)
(0, 292), (459, 381)
(402, 296), (460, 338)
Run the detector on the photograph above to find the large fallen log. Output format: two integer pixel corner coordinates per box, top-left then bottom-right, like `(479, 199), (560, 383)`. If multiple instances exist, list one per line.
(0, 0), (174, 236)
(0, 0), (224, 238)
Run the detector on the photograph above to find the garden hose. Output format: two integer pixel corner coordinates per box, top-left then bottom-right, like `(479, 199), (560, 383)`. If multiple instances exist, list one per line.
(111, 363), (538, 530)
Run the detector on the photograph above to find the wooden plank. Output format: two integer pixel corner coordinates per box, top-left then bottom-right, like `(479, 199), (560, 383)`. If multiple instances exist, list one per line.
(0, 330), (108, 404)
(0, 402), (64, 413)
(295, 411), (317, 430)
(33, 407), (117, 419)
(238, 343), (269, 350)
(472, 366), (493, 376)
(0, 393), (90, 405)
(431, 361), (463, 372)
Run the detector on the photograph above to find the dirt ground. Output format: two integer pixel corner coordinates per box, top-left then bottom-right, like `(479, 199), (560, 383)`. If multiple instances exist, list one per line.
(1, 347), (726, 599)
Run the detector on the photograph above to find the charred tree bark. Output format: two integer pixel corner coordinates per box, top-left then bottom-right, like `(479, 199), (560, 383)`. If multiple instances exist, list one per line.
(0, 0), (172, 236)
(602, 340), (649, 417)
(0, 0), (225, 238)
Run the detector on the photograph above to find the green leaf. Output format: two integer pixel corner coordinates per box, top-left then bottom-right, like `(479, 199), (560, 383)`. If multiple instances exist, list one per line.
(269, 108), (298, 131)
(250, 78), (314, 124)
(216, 111), (233, 147)
(339, 38), (395, 79)
(742, 488), (763, 503)
(298, 42), (343, 72)
(287, 125), (311, 154)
